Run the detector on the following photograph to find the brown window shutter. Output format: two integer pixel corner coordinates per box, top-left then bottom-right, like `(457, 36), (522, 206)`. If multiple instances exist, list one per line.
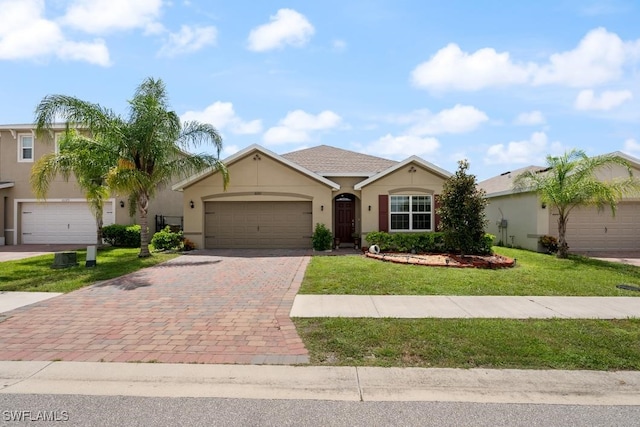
(378, 194), (389, 232)
(434, 194), (441, 231)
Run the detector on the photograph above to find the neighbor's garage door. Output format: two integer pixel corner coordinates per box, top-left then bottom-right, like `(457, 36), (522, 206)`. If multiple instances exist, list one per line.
(21, 201), (115, 244)
(552, 202), (640, 251)
(204, 201), (312, 248)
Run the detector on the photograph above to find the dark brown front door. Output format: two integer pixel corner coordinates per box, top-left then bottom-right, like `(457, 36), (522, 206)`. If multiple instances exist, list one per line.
(335, 196), (355, 243)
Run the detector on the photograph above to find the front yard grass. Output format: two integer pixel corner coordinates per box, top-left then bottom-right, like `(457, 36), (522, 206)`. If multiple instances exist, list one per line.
(0, 248), (179, 293)
(297, 247), (640, 370)
(295, 318), (640, 370)
(300, 247), (640, 296)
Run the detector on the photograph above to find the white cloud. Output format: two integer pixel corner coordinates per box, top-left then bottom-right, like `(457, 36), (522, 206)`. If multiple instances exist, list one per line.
(574, 89), (633, 111)
(0, 0), (110, 66)
(158, 25), (217, 57)
(181, 102), (262, 135)
(533, 28), (629, 87)
(247, 9), (314, 52)
(263, 110), (341, 144)
(484, 132), (563, 165)
(407, 105), (489, 135)
(412, 27), (640, 91)
(622, 138), (640, 157)
(365, 134), (440, 159)
(411, 43), (532, 91)
(61, 0), (163, 34)
(514, 110), (546, 125)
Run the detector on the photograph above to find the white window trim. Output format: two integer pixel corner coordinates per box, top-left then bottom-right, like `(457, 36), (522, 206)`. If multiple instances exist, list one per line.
(17, 133), (34, 163)
(389, 195), (433, 232)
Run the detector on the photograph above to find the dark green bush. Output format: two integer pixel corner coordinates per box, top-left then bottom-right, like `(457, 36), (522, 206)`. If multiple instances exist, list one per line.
(365, 231), (493, 254)
(311, 223), (333, 251)
(102, 224), (141, 248)
(366, 231), (446, 253)
(539, 235), (558, 254)
(151, 226), (183, 251)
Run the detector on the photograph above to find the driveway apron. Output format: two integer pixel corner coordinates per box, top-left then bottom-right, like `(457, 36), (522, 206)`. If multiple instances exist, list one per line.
(0, 250), (310, 365)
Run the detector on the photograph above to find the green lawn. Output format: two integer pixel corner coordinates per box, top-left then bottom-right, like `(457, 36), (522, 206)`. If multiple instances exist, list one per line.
(294, 318), (640, 370)
(0, 248), (179, 293)
(297, 247), (640, 370)
(300, 247), (640, 296)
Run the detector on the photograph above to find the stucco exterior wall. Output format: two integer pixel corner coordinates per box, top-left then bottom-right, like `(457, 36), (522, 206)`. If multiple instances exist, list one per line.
(360, 163), (446, 245)
(485, 192), (548, 251)
(180, 151), (335, 249)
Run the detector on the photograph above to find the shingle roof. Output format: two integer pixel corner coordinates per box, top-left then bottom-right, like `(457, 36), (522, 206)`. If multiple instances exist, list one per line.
(281, 145), (397, 175)
(478, 165), (547, 195)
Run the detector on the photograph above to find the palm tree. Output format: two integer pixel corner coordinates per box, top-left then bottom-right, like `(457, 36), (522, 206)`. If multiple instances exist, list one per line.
(514, 149), (640, 258)
(31, 130), (113, 246)
(35, 77), (229, 257)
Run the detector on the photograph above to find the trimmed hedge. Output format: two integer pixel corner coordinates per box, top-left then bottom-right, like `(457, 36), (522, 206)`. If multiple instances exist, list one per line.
(102, 224), (141, 248)
(151, 226), (183, 251)
(365, 231), (494, 255)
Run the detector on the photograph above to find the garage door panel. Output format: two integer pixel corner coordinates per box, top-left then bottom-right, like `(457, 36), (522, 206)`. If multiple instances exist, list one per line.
(22, 202), (114, 244)
(204, 201), (312, 249)
(554, 203), (640, 251)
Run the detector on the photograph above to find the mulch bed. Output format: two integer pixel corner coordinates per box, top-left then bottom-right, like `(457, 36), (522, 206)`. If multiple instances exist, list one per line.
(365, 252), (515, 269)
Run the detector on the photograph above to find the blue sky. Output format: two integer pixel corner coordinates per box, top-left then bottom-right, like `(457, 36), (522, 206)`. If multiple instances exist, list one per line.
(1, 0), (639, 180)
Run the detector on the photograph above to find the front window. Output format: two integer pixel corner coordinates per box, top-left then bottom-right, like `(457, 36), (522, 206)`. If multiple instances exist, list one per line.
(18, 134), (33, 162)
(390, 195), (432, 231)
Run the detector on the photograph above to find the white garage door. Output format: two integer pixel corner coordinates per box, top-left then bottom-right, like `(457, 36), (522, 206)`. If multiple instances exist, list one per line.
(551, 202), (640, 251)
(204, 201), (312, 249)
(21, 201), (115, 244)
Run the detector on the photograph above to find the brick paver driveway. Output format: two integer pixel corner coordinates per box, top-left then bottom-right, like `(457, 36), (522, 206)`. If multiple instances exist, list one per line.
(0, 250), (310, 364)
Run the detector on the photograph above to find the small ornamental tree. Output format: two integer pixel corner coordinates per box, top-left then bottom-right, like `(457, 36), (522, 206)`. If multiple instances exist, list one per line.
(437, 159), (488, 255)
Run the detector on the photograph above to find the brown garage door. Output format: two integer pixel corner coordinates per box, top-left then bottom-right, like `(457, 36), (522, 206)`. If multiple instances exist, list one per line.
(204, 201), (312, 248)
(551, 202), (640, 251)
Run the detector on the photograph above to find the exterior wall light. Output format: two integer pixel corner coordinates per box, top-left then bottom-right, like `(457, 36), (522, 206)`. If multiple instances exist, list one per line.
(189, 200), (195, 209)
(119, 200), (125, 208)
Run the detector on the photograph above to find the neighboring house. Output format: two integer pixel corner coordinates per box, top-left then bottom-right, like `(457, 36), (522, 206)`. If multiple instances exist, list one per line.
(172, 144), (452, 249)
(0, 124), (183, 245)
(478, 151), (640, 253)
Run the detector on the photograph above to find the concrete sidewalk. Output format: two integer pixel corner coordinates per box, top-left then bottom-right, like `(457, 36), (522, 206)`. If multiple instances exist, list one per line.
(0, 292), (62, 314)
(291, 295), (640, 319)
(1, 361), (639, 405)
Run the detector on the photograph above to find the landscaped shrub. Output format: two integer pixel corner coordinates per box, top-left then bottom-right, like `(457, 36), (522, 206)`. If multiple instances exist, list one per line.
(102, 224), (141, 247)
(366, 231), (447, 253)
(311, 223), (333, 251)
(437, 159), (488, 255)
(539, 235), (559, 254)
(364, 231), (494, 255)
(182, 238), (196, 251)
(151, 226), (183, 251)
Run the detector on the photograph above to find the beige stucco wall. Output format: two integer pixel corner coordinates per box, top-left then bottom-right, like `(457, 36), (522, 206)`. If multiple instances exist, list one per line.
(360, 163), (446, 245)
(180, 150), (335, 249)
(485, 192), (548, 251)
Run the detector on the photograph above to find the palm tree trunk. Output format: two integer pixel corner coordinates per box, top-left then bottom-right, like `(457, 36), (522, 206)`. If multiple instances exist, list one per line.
(557, 214), (569, 259)
(138, 192), (151, 258)
(96, 217), (104, 248)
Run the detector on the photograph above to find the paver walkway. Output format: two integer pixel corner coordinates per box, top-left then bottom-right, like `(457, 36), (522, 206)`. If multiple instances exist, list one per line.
(0, 250), (310, 364)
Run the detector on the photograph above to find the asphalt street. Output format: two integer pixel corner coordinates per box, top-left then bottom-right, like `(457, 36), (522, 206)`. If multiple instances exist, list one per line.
(1, 394), (639, 427)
